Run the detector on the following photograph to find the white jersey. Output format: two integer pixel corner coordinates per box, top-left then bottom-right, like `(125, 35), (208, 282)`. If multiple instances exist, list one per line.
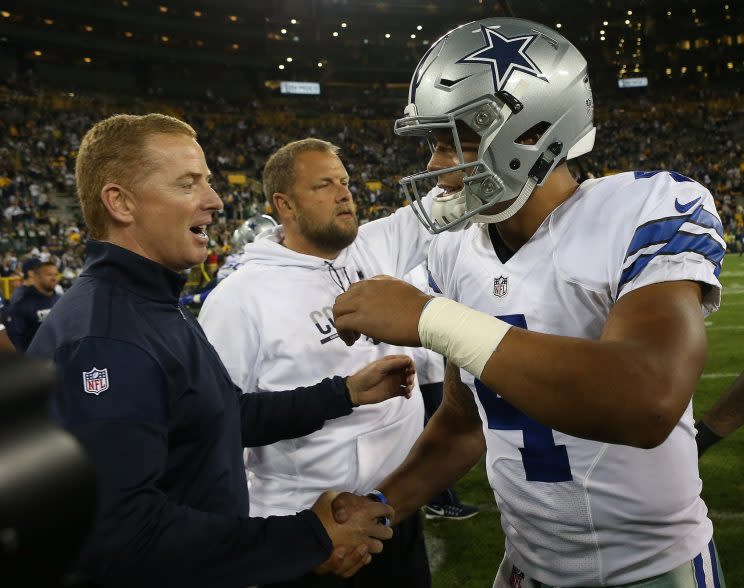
(428, 171), (725, 586)
(199, 198), (433, 517)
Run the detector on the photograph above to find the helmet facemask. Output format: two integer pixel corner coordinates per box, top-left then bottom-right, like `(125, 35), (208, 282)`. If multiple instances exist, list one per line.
(395, 18), (596, 234)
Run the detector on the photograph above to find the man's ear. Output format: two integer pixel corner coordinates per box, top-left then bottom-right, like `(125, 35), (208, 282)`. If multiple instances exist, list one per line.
(100, 183), (135, 226)
(273, 192), (294, 221)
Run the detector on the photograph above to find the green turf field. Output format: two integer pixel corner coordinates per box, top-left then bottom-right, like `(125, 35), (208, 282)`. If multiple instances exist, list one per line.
(424, 254), (744, 587)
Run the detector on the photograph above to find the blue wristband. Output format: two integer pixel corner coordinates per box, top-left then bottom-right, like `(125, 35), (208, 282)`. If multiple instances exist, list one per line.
(366, 489), (392, 527)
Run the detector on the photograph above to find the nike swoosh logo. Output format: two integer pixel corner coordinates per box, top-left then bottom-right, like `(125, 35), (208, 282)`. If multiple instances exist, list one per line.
(675, 196), (701, 214)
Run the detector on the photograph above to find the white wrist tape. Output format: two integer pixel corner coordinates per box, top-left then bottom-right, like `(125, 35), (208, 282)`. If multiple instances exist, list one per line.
(418, 297), (511, 379)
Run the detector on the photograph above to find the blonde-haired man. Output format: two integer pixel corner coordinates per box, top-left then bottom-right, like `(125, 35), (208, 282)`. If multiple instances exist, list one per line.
(201, 137), (436, 588)
(28, 114), (418, 587)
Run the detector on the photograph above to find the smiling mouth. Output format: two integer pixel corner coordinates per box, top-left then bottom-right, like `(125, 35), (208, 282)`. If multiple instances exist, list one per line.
(189, 225), (208, 238)
(438, 185), (461, 196)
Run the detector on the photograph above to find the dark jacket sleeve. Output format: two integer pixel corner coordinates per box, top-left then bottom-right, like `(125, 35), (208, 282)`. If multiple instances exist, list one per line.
(74, 421), (332, 588)
(239, 376), (354, 447)
(3, 297), (28, 351)
(52, 338), (332, 588)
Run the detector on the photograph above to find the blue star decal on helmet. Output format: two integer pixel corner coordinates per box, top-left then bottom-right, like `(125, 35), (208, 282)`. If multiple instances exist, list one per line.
(457, 26), (547, 91)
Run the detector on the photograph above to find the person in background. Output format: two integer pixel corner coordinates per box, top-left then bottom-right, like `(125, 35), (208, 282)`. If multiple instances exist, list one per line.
(200, 137), (436, 588)
(4, 259), (60, 352)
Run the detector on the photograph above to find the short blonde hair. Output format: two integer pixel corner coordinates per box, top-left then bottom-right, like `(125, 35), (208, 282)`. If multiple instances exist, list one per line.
(262, 138), (340, 200)
(75, 113), (196, 239)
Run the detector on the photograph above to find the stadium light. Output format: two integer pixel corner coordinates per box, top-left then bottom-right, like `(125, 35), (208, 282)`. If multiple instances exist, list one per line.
(291, 18), (297, 24)
(627, 10), (632, 15)
(318, 62), (323, 68)
(410, 34), (416, 39)
(286, 57), (293, 62)
(385, 33), (391, 38)
(341, 22), (347, 28)
(417, 25), (422, 30)
(332, 31), (338, 37)
(278, 64), (285, 70)
(281, 28), (287, 34)
(556, 23), (562, 29)
(603, 20), (608, 25)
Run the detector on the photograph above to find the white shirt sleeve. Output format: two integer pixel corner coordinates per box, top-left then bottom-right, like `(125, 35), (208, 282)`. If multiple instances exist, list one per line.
(614, 172), (725, 316)
(356, 190), (435, 277)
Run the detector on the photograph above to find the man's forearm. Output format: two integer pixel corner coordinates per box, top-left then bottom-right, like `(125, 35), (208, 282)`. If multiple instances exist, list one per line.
(379, 410), (485, 524)
(701, 371), (744, 437)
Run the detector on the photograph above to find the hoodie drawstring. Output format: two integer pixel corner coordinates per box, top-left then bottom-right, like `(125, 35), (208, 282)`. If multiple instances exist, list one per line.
(325, 262), (352, 292)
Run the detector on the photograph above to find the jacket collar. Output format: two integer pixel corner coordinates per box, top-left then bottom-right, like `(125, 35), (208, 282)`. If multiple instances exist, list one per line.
(81, 239), (187, 302)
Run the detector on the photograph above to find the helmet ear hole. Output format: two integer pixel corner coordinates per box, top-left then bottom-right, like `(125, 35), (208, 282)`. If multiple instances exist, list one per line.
(515, 121), (552, 145)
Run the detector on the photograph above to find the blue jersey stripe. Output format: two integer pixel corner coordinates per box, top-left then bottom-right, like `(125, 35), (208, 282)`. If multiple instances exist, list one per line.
(708, 540), (722, 588)
(634, 170), (695, 183)
(427, 271), (442, 294)
(619, 231), (725, 292)
(693, 552), (707, 587)
(626, 206), (724, 258)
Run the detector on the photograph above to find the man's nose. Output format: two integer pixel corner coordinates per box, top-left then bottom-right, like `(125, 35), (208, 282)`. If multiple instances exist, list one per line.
(427, 150), (451, 173)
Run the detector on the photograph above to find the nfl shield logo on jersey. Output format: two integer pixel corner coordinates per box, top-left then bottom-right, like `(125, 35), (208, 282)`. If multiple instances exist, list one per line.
(493, 276), (508, 298)
(509, 565), (525, 588)
(82, 367), (109, 395)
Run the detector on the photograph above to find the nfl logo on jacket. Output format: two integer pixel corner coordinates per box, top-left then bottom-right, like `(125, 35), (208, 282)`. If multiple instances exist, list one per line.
(82, 367), (109, 395)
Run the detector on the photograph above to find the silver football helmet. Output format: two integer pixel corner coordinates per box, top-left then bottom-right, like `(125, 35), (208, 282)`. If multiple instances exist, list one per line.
(230, 214), (277, 249)
(395, 17), (596, 233)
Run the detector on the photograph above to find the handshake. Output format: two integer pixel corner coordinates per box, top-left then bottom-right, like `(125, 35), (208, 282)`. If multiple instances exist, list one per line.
(311, 490), (396, 578)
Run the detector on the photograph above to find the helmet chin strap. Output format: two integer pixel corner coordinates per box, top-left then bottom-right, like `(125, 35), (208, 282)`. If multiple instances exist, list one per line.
(472, 176), (537, 224)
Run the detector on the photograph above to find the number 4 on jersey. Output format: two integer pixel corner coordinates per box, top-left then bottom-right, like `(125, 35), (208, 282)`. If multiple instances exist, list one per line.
(474, 314), (572, 483)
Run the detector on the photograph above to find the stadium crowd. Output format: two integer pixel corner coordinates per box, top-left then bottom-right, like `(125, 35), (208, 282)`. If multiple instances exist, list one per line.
(1, 77), (742, 300)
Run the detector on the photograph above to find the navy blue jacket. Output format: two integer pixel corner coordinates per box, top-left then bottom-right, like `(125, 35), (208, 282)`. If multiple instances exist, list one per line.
(4, 284), (59, 351)
(28, 240), (356, 588)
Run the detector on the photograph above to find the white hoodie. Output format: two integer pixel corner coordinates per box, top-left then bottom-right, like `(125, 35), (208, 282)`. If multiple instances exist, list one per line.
(199, 199), (433, 516)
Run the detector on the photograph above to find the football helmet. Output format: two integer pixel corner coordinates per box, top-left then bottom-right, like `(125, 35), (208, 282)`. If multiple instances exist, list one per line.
(395, 17), (596, 233)
(230, 214), (277, 249)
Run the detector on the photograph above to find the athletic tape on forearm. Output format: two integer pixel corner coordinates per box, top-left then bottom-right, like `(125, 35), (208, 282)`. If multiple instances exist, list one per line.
(418, 297), (511, 379)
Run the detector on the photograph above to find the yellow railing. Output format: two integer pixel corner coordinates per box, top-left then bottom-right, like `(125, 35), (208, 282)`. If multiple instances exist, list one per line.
(0, 277), (22, 301)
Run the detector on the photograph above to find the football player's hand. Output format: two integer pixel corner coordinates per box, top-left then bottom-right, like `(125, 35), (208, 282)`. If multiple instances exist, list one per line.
(314, 544), (372, 578)
(311, 491), (393, 564)
(346, 355), (415, 405)
(333, 276), (432, 347)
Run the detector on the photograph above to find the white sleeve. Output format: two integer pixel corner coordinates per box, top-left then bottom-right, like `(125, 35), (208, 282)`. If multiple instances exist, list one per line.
(402, 264), (445, 385)
(198, 277), (261, 394)
(614, 171), (725, 316)
(357, 190), (435, 277)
